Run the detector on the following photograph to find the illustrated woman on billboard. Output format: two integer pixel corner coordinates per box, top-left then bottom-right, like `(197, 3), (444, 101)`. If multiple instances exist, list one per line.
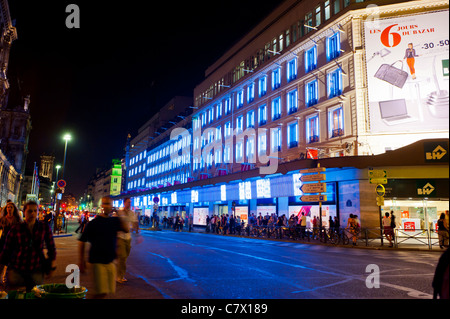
(404, 43), (419, 79)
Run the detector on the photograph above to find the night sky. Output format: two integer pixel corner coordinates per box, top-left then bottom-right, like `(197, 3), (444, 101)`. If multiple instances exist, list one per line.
(7, 0), (285, 197)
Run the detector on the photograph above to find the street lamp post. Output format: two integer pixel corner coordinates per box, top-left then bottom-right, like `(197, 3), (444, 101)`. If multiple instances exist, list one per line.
(62, 134), (72, 180)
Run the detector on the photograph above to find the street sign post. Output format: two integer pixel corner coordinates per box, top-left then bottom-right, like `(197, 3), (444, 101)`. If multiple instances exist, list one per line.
(369, 177), (387, 184)
(300, 174), (326, 182)
(299, 167), (326, 174)
(375, 184), (385, 197)
(368, 170), (387, 178)
(57, 179), (67, 189)
(300, 183), (327, 193)
(300, 195), (327, 202)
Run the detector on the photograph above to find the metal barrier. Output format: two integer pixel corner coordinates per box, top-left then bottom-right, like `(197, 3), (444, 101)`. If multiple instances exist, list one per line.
(394, 228), (439, 249)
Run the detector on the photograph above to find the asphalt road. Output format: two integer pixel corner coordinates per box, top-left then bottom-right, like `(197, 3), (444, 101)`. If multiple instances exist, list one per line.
(122, 229), (441, 299)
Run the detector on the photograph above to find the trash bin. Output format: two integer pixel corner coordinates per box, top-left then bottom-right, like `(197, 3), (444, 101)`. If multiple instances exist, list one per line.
(32, 284), (87, 299)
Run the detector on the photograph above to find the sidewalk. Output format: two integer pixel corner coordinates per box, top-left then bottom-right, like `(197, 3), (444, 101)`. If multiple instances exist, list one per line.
(45, 225), (164, 299)
(148, 224), (446, 252)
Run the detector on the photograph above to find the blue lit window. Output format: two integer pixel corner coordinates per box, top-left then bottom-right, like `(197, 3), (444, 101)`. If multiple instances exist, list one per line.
(287, 89), (298, 114)
(272, 97), (281, 120)
(305, 45), (317, 73)
(327, 68), (342, 98)
(216, 126), (222, 141)
(328, 105), (344, 138)
(258, 132), (267, 154)
(236, 141), (243, 162)
(246, 138), (255, 161)
(208, 108), (214, 124)
(237, 90), (244, 108)
(224, 97), (232, 115)
(271, 127), (282, 152)
(288, 121), (298, 148)
(247, 83), (255, 103)
(236, 115), (243, 133)
(201, 113), (207, 128)
(326, 32), (340, 62)
(258, 104), (267, 126)
(247, 110), (255, 129)
(272, 67), (281, 90)
(306, 115), (320, 144)
(287, 58), (297, 82)
(258, 76), (267, 97)
(225, 121), (232, 138)
(216, 103), (222, 120)
(215, 147), (222, 165)
(306, 79), (319, 107)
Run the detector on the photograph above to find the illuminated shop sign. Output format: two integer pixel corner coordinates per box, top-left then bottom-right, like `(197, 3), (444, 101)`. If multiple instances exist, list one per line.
(256, 179), (271, 198)
(239, 181), (252, 200)
(221, 185), (226, 201)
(191, 189), (199, 203)
(171, 192), (178, 204)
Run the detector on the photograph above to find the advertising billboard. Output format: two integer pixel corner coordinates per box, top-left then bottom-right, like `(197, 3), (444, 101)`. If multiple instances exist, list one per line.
(193, 207), (208, 226)
(364, 10), (449, 134)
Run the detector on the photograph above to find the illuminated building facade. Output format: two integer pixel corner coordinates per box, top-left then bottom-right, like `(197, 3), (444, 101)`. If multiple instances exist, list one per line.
(116, 0), (448, 232)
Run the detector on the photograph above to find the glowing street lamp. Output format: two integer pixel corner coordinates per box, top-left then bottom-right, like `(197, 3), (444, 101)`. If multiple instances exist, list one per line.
(62, 134), (72, 180)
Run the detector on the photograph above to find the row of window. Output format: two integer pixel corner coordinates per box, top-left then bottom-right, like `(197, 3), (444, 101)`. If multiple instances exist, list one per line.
(195, 0), (354, 106)
(195, 31), (342, 130)
(195, 66), (343, 135)
(127, 103), (344, 189)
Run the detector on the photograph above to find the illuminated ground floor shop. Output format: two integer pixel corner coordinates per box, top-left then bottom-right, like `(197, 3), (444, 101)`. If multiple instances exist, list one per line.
(114, 139), (449, 232)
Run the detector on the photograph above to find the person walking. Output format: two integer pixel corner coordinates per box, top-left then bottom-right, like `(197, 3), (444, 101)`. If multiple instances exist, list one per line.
(437, 213), (449, 249)
(78, 196), (130, 299)
(116, 197), (139, 284)
(0, 201), (56, 292)
(382, 212), (393, 247)
(0, 202), (22, 285)
(390, 211), (397, 241)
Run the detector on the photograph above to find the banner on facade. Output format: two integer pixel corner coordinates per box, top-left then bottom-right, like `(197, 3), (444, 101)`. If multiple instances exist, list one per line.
(364, 10), (449, 134)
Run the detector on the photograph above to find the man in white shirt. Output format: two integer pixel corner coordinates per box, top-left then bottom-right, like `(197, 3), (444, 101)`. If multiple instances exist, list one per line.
(116, 197), (139, 283)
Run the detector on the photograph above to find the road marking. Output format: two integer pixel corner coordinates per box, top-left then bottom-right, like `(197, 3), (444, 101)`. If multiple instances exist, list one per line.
(146, 252), (196, 283)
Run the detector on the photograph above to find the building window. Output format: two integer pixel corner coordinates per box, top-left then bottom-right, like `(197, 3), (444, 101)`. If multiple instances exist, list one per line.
(216, 103), (222, 120)
(236, 115), (244, 133)
(315, 6), (321, 27)
(201, 113), (207, 128)
(237, 90), (244, 108)
(236, 141), (243, 162)
(305, 45), (317, 73)
(305, 12), (313, 33)
(327, 68), (342, 99)
(288, 121), (298, 148)
(333, 0), (340, 15)
(328, 105), (344, 138)
(247, 83), (255, 103)
(225, 121), (232, 138)
(246, 138), (255, 162)
(208, 108), (214, 124)
(215, 146), (222, 166)
(216, 126), (222, 141)
(272, 67), (281, 90)
(225, 97), (232, 115)
(287, 89), (298, 114)
(306, 115), (320, 144)
(326, 32), (340, 62)
(271, 127), (282, 152)
(306, 79), (319, 107)
(247, 110), (255, 129)
(324, 0), (331, 20)
(258, 104), (267, 126)
(271, 97), (281, 120)
(287, 58), (297, 82)
(258, 131), (267, 154)
(259, 76), (267, 97)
